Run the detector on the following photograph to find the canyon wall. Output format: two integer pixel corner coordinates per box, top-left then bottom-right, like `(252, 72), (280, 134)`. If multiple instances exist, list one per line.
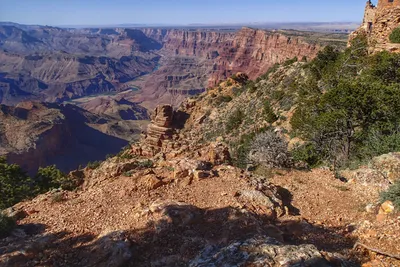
(139, 27), (320, 98)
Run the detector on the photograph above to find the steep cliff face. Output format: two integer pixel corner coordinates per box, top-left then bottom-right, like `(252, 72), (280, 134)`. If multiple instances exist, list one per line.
(136, 27), (320, 105)
(209, 28), (320, 85)
(350, 2), (400, 53)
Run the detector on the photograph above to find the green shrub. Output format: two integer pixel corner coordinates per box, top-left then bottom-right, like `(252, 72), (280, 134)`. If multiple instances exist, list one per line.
(389, 27), (400, 43)
(215, 95), (233, 105)
(86, 161), (102, 170)
(225, 108), (244, 132)
(0, 213), (16, 238)
(246, 80), (257, 93)
(283, 57), (298, 66)
(51, 191), (65, 203)
(263, 100), (278, 124)
(380, 180), (400, 209)
(357, 128), (400, 160)
(291, 143), (322, 168)
(137, 160), (154, 169)
(0, 157), (33, 209)
(34, 165), (67, 193)
(35, 165), (80, 192)
(260, 63), (280, 80)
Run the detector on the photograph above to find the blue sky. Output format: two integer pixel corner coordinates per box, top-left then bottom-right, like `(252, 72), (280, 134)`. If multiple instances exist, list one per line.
(0, 0), (372, 26)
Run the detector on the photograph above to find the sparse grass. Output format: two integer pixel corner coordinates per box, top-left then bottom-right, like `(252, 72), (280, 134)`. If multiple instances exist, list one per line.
(137, 160), (154, 169)
(123, 171), (134, 177)
(51, 192), (65, 203)
(333, 185), (350, 192)
(86, 161), (101, 170)
(253, 165), (274, 179)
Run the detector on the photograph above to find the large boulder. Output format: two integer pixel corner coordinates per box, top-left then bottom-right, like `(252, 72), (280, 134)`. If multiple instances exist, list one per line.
(371, 152), (400, 183)
(189, 236), (332, 267)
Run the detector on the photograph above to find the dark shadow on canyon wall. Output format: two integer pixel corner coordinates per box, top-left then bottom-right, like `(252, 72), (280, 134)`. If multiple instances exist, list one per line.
(7, 104), (129, 175)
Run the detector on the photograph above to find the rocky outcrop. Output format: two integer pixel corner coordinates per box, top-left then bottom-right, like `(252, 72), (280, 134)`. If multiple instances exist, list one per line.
(189, 236), (332, 267)
(144, 105), (175, 148)
(350, 1), (400, 53)
(339, 152), (400, 186)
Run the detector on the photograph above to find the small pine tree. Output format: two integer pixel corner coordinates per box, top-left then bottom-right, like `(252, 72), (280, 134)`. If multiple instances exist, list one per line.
(389, 27), (400, 43)
(0, 157), (33, 209)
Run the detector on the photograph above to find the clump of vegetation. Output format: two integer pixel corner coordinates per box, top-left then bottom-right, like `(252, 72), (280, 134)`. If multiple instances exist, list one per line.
(0, 156), (79, 209)
(0, 157), (33, 209)
(248, 130), (292, 168)
(215, 95), (233, 105)
(137, 160), (154, 169)
(283, 57), (298, 66)
(263, 100), (278, 124)
(51, 191), (65, 203)
(380, 180), (400, 209)
(225, 108), (244, 132)
(86, 161), (102, 170)
(0, 213), (16, 238)
(389, 27), (400, 43)
(35, 165), (68, 193)
(291, 143), (322, 168)
(256, 63), (280, 82)
(290, 36), (400, 168)
(246, 80), (257, 93)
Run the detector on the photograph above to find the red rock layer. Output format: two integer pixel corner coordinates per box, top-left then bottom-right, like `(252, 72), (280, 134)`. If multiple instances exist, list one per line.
(143, 27), (320, 87)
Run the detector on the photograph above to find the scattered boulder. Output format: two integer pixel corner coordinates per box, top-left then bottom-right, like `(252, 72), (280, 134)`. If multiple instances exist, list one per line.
(139, 174), (166, 190)
(193, 170), (210, 181)
(2, 207), (28, 221)
(189, 236), (332, 267)
(379, 200), (395, 215)
(149, 200), (202, 228)
(90, 231), (132, 267)
(235, 189), (283, 220)
(201, 142), (231, 165)
(371, 152), (400, 183)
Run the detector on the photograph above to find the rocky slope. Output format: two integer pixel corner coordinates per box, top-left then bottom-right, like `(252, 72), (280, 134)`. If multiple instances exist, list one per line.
(1, 74), (399, 266)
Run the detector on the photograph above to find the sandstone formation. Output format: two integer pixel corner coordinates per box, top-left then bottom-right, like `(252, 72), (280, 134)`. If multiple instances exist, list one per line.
(143, 105), (175, 150)
(141, 27), (320, 89)
(350, 0), (400, 52)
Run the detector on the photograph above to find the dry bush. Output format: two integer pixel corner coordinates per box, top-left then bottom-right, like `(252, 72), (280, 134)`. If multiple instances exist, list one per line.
(248, 131), (292, 168)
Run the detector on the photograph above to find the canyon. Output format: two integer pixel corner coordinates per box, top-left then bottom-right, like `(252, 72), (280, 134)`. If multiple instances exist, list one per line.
(0, 23), (344, 173)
